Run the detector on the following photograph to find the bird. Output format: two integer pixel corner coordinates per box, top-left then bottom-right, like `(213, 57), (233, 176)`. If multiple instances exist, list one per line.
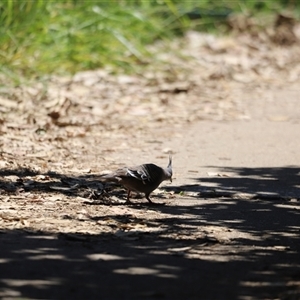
(100, 156), (172, 204)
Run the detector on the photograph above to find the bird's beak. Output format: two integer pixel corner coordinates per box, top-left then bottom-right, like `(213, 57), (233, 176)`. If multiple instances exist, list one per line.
(170, 178), (172, 183)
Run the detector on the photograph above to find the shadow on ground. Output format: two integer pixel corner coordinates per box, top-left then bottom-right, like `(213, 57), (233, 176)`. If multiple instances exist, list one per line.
(173, 165), (300, 199)
(0, 166), (300, 299)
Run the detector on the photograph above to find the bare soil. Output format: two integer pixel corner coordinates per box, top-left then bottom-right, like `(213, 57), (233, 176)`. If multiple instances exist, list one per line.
(1, 24), (300, 299)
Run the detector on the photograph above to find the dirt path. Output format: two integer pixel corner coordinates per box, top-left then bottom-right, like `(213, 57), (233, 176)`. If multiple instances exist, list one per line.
(1, 28), (300, 299)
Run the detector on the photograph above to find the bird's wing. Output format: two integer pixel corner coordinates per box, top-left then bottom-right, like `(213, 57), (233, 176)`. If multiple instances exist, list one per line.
(126, 166), (150, 182)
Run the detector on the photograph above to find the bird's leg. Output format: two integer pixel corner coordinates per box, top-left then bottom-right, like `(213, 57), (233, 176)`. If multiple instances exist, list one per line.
(126, 189), (132, 204)
(146, 193), (165, 206)
(145, 193), (153, 204)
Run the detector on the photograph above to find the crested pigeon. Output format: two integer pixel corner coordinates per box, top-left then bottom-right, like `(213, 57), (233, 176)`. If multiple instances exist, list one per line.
(100, 156), (172, 204)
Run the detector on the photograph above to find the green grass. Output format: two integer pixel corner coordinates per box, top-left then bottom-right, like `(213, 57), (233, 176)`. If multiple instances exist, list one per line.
(0, 0), (299, 84)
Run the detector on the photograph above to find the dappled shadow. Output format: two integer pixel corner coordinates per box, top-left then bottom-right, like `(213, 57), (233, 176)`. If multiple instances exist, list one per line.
(1, 166), (300, 299)
(3, 165), (299, 201)
(167, 165), (300, 200)
(0, 168), (100, 195)
(1, 194), (300, 300)
(0, 168), (169, 204)
(0, 229), (237, 300)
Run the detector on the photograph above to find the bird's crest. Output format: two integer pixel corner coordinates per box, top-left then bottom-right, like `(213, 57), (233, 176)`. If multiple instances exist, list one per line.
(166, 155), (173, 181)
(167, 155), (172, 169)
